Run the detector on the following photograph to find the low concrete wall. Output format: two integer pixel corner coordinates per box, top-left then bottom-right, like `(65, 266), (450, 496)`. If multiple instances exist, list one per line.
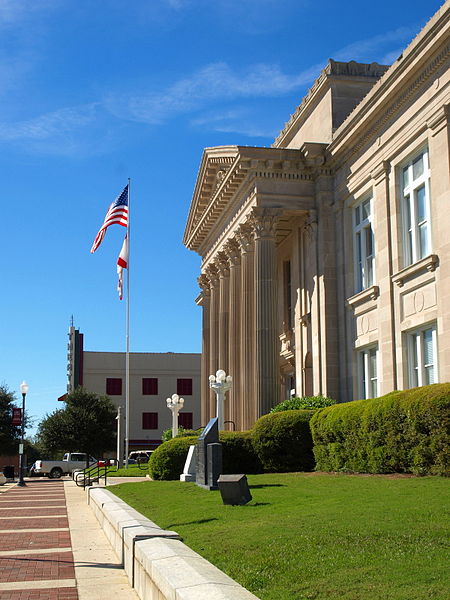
(88, 487), (260, 600)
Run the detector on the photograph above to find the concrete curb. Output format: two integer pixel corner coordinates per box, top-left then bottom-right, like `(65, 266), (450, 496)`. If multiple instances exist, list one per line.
(87, 486), (260, 600)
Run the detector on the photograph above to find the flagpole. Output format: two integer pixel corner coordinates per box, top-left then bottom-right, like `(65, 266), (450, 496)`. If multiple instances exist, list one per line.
(125, 177), (131, 468)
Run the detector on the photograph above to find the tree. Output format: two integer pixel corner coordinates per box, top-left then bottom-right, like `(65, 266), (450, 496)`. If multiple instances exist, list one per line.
(36, 388), (117, 464)
(0, 384), (22, 455)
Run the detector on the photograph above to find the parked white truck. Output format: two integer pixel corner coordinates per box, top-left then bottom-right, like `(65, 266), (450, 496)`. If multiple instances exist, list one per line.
(34, 453), (96, 478)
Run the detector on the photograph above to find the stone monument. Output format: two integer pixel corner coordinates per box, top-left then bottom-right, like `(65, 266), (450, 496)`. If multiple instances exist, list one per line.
(195, 417), (222, 490)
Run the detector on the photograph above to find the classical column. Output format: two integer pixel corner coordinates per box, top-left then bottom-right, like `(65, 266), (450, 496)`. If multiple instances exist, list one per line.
(216, 253), (230, 375)
(250, 207), (282, 418)
(236, 225), (256, 429)
(206, 265), (219, 420)
(197, 274), (211, 424)
(224, 239), (241, 429)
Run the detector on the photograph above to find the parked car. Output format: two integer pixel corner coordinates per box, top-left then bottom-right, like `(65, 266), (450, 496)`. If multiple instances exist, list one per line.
(34, 453), (97, 478)
(128, 450), (152, 464)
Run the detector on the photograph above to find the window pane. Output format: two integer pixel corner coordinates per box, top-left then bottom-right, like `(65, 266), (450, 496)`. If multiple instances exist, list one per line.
(177, 378), (193, 395)
(416, 186), (426, 224)
(369, 349), (377, 379)
(411, 334), (419, 387)
(355, 205), (360, 226)
(142, 412), (158, 429)
(362, 200), (370, 220)
(412, 154), (424, 180)
(142, 378), (158, 395)
(106, 378), (122, 395)
(423, 329), (433, 364)
(365, 225), (374, 257)
(419, 223), (429, 259)
(360, 352), (367, 399)
(403, 166), (409, 189)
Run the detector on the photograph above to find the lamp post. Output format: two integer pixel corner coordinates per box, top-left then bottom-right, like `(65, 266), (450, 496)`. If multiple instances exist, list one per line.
(209, 369), (232, 431)
(166, 393), (184, 438)
(17, 381), (29, 487)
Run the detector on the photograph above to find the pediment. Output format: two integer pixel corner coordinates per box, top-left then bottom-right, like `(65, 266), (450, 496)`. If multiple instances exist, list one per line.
(183, 144), (326, 254)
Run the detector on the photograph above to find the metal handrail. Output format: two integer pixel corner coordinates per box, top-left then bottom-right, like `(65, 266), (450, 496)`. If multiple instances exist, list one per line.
(75, 459), (118, 488)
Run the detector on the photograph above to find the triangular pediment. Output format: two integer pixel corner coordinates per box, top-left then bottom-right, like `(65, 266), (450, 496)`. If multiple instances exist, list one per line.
(184, 144), (324, 253)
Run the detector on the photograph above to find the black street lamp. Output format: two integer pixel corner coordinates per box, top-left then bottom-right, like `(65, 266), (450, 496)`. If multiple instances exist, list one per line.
(17, 381), (29, 487)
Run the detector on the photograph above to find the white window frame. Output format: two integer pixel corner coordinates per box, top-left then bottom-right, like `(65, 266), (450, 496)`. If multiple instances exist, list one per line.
(353, 196), (375, 293)
(407, 324), (438, 388)
(401, 148), (431, 266)
(358, 346), (379, 399)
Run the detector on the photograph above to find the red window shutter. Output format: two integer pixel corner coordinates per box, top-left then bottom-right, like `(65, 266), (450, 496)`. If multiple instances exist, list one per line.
(177, 378), (193, 396)
(106, 378), (122, 395)
(142, 378), (158, 395)
(142, 412), (158, 430)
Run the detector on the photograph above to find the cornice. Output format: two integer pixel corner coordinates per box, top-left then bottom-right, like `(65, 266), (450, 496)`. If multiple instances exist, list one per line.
(184, 145), (324, 254)
(330, 4), (450, 163)
(273, 60), (388, 148)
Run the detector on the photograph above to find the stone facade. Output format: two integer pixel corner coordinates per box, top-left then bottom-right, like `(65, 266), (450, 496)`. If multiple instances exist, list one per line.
(184, 3), (450, 430)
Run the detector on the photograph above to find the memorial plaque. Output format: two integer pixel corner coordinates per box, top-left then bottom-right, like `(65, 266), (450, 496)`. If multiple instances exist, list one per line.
(196, 418), (221, 489)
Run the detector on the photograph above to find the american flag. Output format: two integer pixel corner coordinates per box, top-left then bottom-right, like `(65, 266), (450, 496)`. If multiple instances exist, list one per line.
(90, 184), (129, 253)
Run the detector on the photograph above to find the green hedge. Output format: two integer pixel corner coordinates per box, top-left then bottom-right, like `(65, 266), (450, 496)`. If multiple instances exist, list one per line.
(220, 431), (264, 474)
(149, 436), (197, 480)
(270, 395), (335, 412)
(252, 410), (316, 472)
(149, 431), (263, 480)
(310, 383), (450, 476)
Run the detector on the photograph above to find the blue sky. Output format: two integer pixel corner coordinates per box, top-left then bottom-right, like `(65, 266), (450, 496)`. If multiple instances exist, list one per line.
(1, 0), (443, 434)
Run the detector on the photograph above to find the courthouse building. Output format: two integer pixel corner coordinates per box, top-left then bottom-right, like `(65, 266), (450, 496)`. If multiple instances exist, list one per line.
(66, 326), (201, 450)
(183, 2), (450, 430)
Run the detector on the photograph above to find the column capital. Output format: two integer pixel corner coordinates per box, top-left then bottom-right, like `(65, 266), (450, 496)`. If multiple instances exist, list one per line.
(223, 239), (241, 267)
(197, 273), (211, 296)
(303, 209), (318, 242)
(249, 207), (282, 240)
(235, 225), (254, 254)
(215, 252), (230, 278)
(205, 264), (219, 288)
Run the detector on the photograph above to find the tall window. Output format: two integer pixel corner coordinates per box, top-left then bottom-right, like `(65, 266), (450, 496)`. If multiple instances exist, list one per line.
(142, 378), (158, 395)
(354, 197), (375, 292)
(106, 378), (122, 395)
(359, 346), (378, 399)
(402, 148), (431, 265)
(142, 412), (158, 430)
(407, 325), (437, 388)
(177, 378), (192, 395)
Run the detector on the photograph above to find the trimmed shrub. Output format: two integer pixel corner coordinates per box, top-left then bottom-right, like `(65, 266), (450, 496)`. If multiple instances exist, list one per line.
(149, 436), (197, 480)
(310, 383), (450, 476)
(161, 426), (198, 442)
(148, 431), (263, 480)
(220, 431), (264, 474)
(271, 395), (336, 413)
(252, 410), (316, 472)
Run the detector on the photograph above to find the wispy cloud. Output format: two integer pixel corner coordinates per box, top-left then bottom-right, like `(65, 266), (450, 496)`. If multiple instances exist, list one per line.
(104, 62), (319, 126)
(333, 26), (418, 63)
(190, 108), (278, 138)
(0, 21), (424, 153)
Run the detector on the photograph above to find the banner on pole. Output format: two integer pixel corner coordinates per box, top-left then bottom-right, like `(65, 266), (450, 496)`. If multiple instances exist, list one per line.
(12, 407), (22, 426)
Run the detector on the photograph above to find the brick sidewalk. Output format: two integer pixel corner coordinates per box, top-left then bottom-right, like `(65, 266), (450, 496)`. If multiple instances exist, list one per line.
(0, 479), (78, 600)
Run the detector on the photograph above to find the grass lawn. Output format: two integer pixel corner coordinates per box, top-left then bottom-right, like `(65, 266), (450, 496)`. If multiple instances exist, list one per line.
(107, 464), (149, 477)
(110, 473), (449, 600)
